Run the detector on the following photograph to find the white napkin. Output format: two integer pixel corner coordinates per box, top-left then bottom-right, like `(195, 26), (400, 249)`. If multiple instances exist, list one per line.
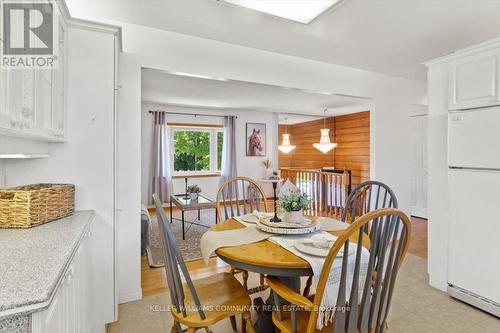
(252, 210), (273, 221)
(301, 235), (335, 249)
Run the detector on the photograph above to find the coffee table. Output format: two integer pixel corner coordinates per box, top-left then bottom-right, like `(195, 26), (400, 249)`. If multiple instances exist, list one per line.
(169, 194), (217, 240)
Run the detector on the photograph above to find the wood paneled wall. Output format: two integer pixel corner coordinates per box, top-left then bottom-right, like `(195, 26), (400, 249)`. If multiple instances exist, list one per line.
(278, 111), (370, 187)
(333, 111), (370, 187)
(278, 117), (335, 169)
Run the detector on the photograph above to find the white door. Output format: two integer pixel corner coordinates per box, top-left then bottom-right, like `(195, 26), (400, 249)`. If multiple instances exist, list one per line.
(410, 115), (428, 218)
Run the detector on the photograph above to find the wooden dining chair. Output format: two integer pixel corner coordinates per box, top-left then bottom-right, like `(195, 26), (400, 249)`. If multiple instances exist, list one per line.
(153, 194), (255, 333)
(216, 177), (269, 294)
(342, 181), (398, 226)
(342, 181), (399, 289)
(303, 181), (398, 298)
(216, 176), (269, 223)
(267, 208), (411, 333)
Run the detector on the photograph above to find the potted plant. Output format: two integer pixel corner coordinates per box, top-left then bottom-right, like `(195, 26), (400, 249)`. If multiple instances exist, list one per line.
(186, 184), (201, 200)
(279, 191), (310, 224)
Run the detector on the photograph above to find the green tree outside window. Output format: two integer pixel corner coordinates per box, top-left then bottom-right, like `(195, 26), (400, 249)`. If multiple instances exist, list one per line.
(174, 131), (210, 171)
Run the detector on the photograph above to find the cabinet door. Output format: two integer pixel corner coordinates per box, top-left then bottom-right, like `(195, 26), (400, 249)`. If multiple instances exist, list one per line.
(0, 67), (11, 129)
(32, 225), (93, 333)
(0, 2), (11, 129)
(34, 69), (54, 137)
(449, 50), (500, 110)
(31, 285), (64, 333)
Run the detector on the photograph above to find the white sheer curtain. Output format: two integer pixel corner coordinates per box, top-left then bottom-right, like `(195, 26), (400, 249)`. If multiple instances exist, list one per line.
(150, 111), (173, 204)
(221, 116), (237, 181)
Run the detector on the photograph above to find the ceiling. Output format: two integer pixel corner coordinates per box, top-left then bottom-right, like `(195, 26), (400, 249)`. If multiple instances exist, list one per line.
(67, 0), (500, 81)
(141, 68), (369, 122)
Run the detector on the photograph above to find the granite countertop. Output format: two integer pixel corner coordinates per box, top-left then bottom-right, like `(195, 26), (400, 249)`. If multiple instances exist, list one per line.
(0, 211), (94, 319)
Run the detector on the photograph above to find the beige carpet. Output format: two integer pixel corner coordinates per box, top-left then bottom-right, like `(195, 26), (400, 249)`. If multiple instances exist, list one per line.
(146, 209), (217, 267)
(109, 254), (500, 333)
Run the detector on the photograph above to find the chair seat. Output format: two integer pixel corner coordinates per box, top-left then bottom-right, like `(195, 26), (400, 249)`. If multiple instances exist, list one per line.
(172, 272), (252, 327)
(272, 309), (335, 333)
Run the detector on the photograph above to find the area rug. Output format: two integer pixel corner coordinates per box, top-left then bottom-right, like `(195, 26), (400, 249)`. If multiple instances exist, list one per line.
(146, 209), (216, 267)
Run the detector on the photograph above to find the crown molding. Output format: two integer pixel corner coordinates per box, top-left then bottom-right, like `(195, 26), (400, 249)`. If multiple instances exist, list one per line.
(424, 37), (500, 67)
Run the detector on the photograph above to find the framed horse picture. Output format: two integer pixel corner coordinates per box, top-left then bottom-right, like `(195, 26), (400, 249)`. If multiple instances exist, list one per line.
(246, 122), (266, 156)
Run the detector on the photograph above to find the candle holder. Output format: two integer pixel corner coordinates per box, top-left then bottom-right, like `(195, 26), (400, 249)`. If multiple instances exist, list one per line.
(270, 180), (281, 223)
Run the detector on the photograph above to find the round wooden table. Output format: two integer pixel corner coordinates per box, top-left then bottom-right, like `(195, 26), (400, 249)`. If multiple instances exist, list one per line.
(210, 218), (371, 279)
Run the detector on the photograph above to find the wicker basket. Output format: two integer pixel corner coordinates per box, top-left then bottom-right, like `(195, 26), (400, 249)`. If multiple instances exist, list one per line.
(0, 184), (75, 228)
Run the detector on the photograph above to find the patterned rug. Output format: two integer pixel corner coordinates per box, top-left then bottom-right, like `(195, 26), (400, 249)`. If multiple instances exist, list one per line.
(146, 209), (217, 267)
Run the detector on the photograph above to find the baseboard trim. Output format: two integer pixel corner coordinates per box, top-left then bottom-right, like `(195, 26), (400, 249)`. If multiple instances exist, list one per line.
(118, 290), (142, 304)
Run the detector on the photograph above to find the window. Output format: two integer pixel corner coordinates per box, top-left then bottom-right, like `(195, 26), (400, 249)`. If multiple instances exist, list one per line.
(171, 126), (224, 175)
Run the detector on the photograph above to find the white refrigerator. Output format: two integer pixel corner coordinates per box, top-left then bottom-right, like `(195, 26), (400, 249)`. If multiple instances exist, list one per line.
(448, 106), (500, 317)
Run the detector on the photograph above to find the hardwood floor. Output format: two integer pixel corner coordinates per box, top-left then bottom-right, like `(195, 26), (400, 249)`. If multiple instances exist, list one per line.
(141, 255), (230, 297)
(408, 216), (428, 258)
(141, 213), (428, 298)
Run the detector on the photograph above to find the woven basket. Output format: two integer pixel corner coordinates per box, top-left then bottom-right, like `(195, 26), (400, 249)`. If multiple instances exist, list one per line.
(0, 184), (75, 228)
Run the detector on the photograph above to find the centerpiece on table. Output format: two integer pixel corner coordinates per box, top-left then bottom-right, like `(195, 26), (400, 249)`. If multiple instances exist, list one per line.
(186, 184), (201, 200)
(279, 191), (310, 224)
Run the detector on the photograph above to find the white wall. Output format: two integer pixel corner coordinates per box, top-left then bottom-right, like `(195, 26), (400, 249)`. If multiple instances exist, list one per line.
(141, 102), (278, 204)
(116, 54), (142, 303)
(113, 22), (425, 302)
(426, 62), (451, 291)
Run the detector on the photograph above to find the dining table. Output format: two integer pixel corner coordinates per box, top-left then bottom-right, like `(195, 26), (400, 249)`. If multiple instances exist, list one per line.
(209, 216), (371, 294)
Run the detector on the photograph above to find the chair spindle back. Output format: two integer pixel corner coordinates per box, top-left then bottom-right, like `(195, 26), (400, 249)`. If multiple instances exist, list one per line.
(342, 181), (398, 235)
(216, 177), (269, 223)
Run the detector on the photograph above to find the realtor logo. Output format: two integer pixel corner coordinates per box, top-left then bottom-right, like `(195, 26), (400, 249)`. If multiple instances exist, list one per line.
(1, 1), (58, 68)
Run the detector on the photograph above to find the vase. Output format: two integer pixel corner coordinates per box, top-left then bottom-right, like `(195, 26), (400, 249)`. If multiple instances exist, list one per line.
(189, 193), (199, 200)
(283, 209), (304, 224)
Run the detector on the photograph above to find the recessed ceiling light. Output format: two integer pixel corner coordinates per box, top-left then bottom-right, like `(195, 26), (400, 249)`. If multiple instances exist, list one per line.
(221, 0), (342, 24)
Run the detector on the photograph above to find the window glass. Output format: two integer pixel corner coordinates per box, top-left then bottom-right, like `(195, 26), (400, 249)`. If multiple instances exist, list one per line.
(173, 130), (210, 172)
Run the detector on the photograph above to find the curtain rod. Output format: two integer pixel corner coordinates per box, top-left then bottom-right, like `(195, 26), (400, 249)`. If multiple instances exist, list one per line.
(149, 110), (237, 119)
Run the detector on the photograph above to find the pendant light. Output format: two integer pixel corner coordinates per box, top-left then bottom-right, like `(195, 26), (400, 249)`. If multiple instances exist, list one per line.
(278, 118), (296, 154)
(313, 109), (337, 154)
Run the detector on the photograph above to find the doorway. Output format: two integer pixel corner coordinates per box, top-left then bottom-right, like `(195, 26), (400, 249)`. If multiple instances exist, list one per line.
(410, 114), (428, 218)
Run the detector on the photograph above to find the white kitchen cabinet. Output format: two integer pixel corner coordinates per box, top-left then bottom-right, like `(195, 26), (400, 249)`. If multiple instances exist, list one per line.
(31, 224), (93, 333)
(0, 6), (67, 142)
(449, 49), (500, 110)
(34, 69), (54, 137)
(0, 68), (10, 129)
(0, 1), (9, 129)
(0, 69), (35, 132)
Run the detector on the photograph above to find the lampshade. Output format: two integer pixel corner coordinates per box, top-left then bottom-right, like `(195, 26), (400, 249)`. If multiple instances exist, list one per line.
(278, 133), (296, 154)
